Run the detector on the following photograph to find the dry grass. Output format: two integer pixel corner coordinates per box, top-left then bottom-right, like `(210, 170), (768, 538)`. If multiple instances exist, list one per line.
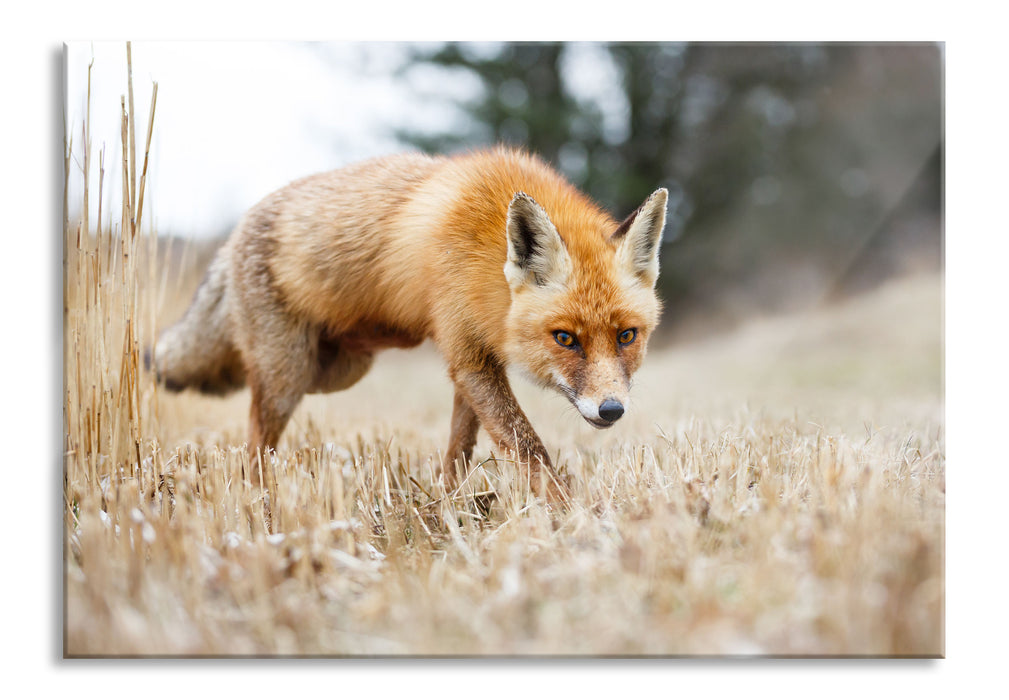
(62, 55), (943, 657)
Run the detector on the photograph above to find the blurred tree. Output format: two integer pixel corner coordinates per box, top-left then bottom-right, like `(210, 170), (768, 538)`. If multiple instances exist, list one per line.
(661, 44), (942, 333)
(394, 43), (598, 169)
(395, 43), (831, 219)
(396, 42), (681, 217)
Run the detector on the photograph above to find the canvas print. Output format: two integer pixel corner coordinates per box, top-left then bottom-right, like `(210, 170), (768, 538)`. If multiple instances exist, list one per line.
(63, 41), (943, 656)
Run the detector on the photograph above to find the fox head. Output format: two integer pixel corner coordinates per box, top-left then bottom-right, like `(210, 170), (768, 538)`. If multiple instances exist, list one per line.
(503, 188), (668, 428)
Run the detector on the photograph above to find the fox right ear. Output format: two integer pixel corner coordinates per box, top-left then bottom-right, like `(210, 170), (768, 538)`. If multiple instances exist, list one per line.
(504, 192), (570, 290)
(612, 188), (668, 287)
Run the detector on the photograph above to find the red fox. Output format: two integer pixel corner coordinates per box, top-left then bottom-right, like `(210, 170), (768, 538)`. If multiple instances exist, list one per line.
(149, 147), (667, 503)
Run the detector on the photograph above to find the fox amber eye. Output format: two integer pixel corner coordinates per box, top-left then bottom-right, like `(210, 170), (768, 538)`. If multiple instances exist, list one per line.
(553, 330), (577, 348)
(618, 328), (637, 345)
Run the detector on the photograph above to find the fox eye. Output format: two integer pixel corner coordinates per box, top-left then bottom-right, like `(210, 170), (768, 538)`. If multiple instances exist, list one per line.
(553, 330), (577, 348)
(618, 328), (637, 345)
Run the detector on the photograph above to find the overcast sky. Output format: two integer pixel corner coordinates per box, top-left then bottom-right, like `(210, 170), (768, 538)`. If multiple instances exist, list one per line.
(65, 42), (469, 236)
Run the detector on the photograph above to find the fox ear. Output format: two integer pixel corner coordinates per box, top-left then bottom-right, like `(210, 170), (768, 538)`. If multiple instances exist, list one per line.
(504, 192), (570, 290)
(612, 188), (668, 287)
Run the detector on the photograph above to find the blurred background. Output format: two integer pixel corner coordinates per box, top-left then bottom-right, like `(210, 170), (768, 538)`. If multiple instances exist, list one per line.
(66, 42), (942, 342)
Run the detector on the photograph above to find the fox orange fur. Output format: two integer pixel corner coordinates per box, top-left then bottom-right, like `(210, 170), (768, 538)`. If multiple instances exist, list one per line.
(149, 147), (667, 503)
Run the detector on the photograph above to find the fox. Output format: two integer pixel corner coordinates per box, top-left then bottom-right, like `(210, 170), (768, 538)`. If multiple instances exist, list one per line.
(148, 146), (667, 504)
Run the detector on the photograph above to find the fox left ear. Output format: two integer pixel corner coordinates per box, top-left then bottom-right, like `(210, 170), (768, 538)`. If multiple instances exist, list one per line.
(504, 192), (571, 290)
(612, 188), (668, 287)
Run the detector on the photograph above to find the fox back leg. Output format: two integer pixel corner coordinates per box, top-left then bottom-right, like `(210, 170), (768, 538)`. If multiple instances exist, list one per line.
(230, 211), (376, 451)
(242, 327), (375, 450)
(229, 213), (318, 452)
(242, 325), (314, 452)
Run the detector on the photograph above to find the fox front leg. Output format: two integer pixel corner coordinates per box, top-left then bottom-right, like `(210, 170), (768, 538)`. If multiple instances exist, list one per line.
(442, 389), (480, 491)
(450, 357), (570, 506)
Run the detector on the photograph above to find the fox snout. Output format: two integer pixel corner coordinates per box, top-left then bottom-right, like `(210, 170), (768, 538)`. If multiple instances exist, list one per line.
(573, 395), (626, 428)
(598, 399), (625, 422)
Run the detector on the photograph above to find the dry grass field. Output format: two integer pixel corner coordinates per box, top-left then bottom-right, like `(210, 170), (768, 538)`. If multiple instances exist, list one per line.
(62, 69), (943, 657)
(63, 228), (943, 656)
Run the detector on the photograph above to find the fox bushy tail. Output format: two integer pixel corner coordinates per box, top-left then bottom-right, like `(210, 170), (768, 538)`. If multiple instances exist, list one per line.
(146, 248), (246, 395)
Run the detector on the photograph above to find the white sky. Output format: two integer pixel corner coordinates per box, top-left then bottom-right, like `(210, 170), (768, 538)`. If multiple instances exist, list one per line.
(65, 41), (474, 236)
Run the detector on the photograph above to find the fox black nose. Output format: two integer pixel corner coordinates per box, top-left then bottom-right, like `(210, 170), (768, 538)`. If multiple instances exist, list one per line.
(598, 399), (624, 422)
